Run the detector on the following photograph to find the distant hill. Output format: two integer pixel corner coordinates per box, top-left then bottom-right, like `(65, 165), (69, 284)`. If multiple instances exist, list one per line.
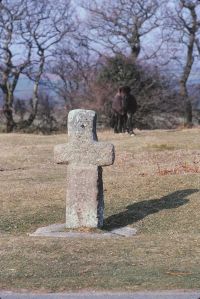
(0, 74), (199, 110)
(14, 77), (34, 99)
(0, 77), (33, 105)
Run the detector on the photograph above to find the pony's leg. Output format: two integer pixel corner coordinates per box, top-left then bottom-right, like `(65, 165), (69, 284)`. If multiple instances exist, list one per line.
(118, 115), (123, 133)
(110, 113), (115, 128)
(129, 114), (136, 135)
(114, 114), (119, 133)
(127, 113), (134, 134)
(126, 113), (130, 133)
(122, 114), (127, 133)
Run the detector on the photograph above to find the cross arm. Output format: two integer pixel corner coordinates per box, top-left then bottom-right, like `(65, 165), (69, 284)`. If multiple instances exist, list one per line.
(54, 141), (115, 166)
(93, 142), (115, 166)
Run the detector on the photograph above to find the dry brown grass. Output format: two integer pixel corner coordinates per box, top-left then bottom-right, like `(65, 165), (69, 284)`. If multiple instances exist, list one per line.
(0, 128), (200, 292)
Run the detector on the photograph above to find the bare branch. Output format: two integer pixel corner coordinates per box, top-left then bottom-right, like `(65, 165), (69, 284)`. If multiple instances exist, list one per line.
(81, 0), (162, 61)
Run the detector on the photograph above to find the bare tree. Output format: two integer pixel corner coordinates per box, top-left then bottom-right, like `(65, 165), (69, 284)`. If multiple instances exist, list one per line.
(36, 91), (57, 134)
(159, 0), (200, 126)
(81, 0), (161, 61)
(19, 0), (76, 129)
(46, 35), (96, 113)
(0, 0), (32, 132)
(0, 0), (76, 132)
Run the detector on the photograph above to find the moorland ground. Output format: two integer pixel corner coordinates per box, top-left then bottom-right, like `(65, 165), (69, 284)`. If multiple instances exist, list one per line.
(0, 128), (200, 292)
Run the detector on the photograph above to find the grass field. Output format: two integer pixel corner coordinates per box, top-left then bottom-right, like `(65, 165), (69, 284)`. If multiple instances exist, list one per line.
(0, 128), (200, 292)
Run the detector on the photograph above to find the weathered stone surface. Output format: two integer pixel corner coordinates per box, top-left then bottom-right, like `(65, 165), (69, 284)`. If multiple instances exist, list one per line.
(54, 110), (114, 166)
(54, 109), (115, 228)
(66, 165), (104, 228)
(29, 223), (114, 239)
(54, 142), (114, 166)
(29, 224), (138, 238)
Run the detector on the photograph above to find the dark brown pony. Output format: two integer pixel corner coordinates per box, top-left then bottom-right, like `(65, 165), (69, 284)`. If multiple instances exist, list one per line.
(111, 86), (128, 133)
(111, 86), (137, 134)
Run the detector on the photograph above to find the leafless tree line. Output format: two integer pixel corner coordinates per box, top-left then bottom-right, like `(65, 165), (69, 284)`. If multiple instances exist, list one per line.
(0, 0), (200, 132)
(0, 0), (76, 132)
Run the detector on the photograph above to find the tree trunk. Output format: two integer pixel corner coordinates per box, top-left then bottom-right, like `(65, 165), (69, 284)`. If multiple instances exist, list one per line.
(178, 2), (198, 127)
(3, 107), (15, 132)
(3, 92), (15, 133)
(180, 80), (193, 127)
(185, 99), (192, 126)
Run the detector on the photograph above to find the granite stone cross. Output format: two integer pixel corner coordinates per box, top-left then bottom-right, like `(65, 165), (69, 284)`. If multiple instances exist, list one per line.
(54, 109), (115, 228)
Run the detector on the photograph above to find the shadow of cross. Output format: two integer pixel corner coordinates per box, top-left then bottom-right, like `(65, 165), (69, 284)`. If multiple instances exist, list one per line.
(104, 189), (199, 231)
(54, 109), (115, 228)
